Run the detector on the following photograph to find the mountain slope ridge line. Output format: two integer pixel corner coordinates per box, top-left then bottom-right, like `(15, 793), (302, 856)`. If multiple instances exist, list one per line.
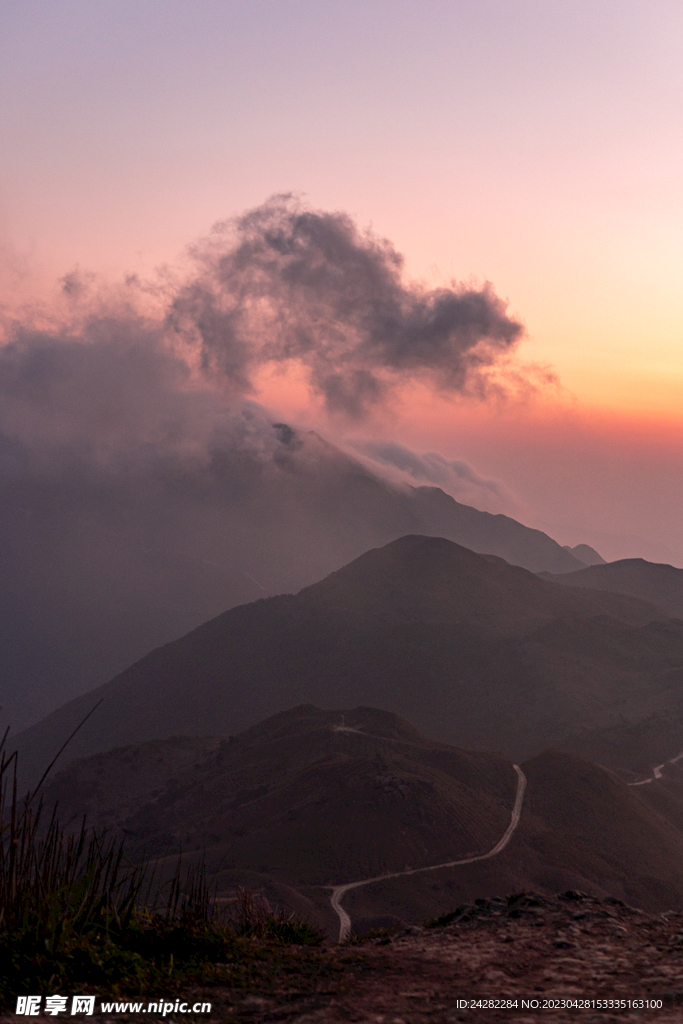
(15, 533), (682, 788)
(328, 763), (527, 942)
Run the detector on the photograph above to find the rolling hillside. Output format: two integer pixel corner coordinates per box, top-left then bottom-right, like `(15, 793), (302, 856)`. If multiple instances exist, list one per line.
(42, 706), (683, 934)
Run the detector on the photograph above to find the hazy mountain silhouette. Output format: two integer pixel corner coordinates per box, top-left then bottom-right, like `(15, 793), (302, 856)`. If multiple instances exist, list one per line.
(12, 535), (683, 789)
(42, 706), (683, 932)
(540, 558), (683, 620)
(562, 543), (606, 566)
(536, 559), (683, 775)
(1, 427), (584, 733)
(398, 483), (586, 573)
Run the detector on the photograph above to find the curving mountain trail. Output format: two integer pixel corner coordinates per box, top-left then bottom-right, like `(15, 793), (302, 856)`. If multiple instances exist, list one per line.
(328, 764), (527, 943)
(628, 750), (683, 786)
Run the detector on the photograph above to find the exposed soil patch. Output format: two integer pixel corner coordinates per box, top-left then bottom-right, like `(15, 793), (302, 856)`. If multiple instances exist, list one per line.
(215, 892), (683, 1021)
(8, 892), (683, 1023)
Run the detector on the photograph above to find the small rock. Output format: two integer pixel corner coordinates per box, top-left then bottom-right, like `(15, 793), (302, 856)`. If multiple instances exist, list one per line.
(559, 889), (587, 901)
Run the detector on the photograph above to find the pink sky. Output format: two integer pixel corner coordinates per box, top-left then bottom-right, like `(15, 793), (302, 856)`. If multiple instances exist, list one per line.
(2, 0), (683, 563)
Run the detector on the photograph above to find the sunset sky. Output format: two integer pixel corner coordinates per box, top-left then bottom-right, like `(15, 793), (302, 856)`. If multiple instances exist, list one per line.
(2, 0), (683, 563)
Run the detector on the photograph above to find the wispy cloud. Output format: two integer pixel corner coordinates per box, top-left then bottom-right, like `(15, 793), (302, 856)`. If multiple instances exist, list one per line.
(347, 439), (518, 514)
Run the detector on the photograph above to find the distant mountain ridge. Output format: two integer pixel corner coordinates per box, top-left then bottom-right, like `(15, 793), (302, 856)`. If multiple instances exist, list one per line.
(1, 426), (584, 732)
(405, 484), (585, 573)
(562, 543), (606, 566)
(12, 534), (683, 788)
(539, 558), (683, 620)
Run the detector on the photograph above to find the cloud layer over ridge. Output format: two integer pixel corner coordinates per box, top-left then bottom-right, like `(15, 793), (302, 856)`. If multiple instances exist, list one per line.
(0, 196), (532, 731)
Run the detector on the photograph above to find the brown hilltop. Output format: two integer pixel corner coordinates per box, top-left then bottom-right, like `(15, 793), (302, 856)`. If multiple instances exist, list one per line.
(42, 706), (683, 937)
(45, 705), (517, 886)
(12, 534), (683, 787)
(294, 532), (657, 628)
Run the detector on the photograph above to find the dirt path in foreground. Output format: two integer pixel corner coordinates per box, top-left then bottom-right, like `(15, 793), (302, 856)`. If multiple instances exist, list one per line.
(10, 891), (682, 1024)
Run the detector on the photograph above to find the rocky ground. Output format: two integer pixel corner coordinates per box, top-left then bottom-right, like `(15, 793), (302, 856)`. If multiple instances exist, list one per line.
(6, 892), (683, 1023)
(204, 891), (683, 1022)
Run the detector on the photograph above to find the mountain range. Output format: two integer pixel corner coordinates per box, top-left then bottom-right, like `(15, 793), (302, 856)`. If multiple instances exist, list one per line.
(13, 533), (683, 789)
(1, 428), (586, 732)
(14, 519), (683, 937)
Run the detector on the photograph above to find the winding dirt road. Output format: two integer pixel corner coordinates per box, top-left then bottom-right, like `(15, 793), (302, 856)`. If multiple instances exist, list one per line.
(328, 763), (527, 942)
(325, 728), (683, 941)
(628, 750), (683, 786)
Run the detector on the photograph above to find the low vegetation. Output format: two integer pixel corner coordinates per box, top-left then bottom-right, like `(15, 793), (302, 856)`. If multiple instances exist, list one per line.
(0, 733), (323, 1007)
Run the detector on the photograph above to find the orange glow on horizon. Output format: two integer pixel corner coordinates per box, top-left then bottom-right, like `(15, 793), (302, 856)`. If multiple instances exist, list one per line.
(252, 361), (683, 450)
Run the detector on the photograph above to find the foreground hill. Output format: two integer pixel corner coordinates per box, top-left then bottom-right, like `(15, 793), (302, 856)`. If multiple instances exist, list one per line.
(13, 535), (683, 786)
(44, 706), (517, 883)
(42, 706), (683, 934)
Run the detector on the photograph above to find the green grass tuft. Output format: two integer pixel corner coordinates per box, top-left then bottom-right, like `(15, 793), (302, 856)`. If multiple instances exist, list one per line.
(0, 732), (323, 1006)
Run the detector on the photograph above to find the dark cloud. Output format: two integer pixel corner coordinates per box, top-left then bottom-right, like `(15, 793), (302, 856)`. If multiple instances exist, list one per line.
(170, 194), (525, 416)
